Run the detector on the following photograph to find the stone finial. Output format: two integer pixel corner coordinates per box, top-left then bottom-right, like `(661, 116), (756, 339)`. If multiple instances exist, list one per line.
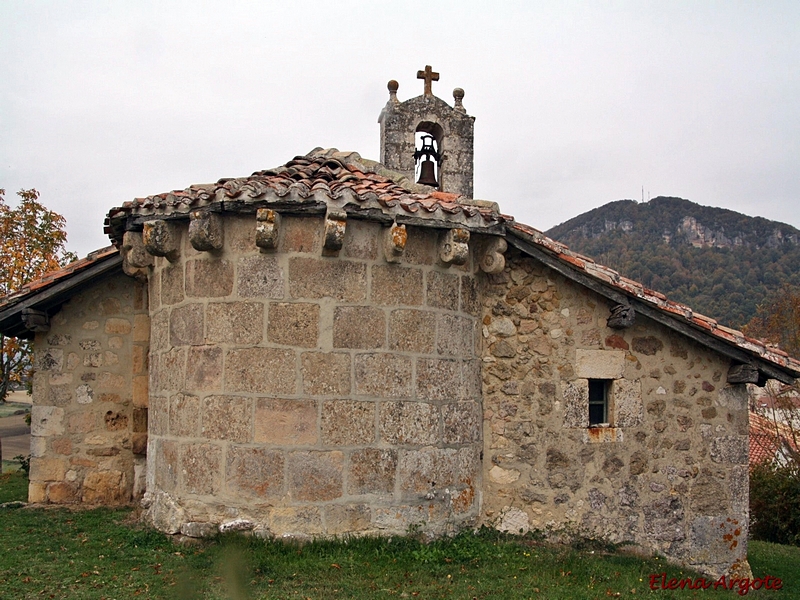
(383, 222), (407, 263)
(323, 208), (347, 252)
(188, 210), (224, 252)
(143, 219), (181, 262)
(453, 88), (465, 113)
(121, 231), (154, 280)
(417, 65), (439, 96)
(607, 303), (635, 329)
(478, 236), (507, 274)
(255, 208), (281, 250)
(439, 228), (470, 266)
(388, 80), (399, 104)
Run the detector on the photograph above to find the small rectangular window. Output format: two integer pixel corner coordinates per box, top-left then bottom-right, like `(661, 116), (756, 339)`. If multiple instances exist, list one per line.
(588, 379), (609, 426)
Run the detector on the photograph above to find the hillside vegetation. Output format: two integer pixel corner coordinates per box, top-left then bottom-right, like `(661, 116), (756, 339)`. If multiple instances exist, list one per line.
(546, 197), (800, 329)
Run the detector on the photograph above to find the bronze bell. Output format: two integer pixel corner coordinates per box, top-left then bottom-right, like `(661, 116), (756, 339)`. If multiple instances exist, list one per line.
(417, 159), (438, 186)
(413, 134), (440, 187)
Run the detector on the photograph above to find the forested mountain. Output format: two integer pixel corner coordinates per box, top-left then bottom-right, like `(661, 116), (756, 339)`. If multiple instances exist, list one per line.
(545, 197), (800, 329)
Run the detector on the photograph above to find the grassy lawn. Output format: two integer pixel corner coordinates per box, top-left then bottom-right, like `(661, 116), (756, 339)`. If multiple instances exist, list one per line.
(1, 472), (798, 599)
(0, 401), (31, 418)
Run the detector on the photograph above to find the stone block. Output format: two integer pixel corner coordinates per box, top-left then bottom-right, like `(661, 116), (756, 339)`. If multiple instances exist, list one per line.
(149, 274), (161, 311)
(132, 433), (148, 455)
(226, 347), (296, 395)
(30, 436), (47, 457)
(132, 375), (149, 408)
(225, 446), (284, 499)
(324, 505), (372, 535)
(436, 314), (473, 357)
(402, 226), (436, 265)
(237, 255), (285, 299)
(371, 264), (423, 306)
(267, 302), (320, 348)
(689, 473), (728, 515)
(389, 309), (436, 353)
(278, 215), (323, 253)
(288, 451), (343, 501)
(321, 400), (375, 445)
(104, 318), (131, 335)
(460, 276), (480, 316)
(398, 447), (474, 493)
(416, 358), (460, 401)
(82, 470), (126, 504)
(30, 457), (67, 481)
(342, 219), (379, 260)
(354, 353), (412, 398)
(150, 310), (170, 352)
(289, 257), (366, 301)
(333, 306), (385, 349)
(442, 402), (481, 444)
(47, 481), (80, 503)
(379, 401), (438, 445)
(28, 482), (47, 503)
(155, 439), (179, 492)
(426, 271), (459, 309)
(132, 345), (148, 375)
(254, 398), (318, 445)
(104, 410), (128, 431)
(631, 336), (664, 356)
(710, 436), (748, 465)
(160, 263), (185, 305)
(270, 506), (323, 536)
(170, 304), (204, 347)
(462, 360), (482, 400)
(133, 313), (150, 343)
(202, 395), (251, 443)
(563, 380), (589, 428)
(301, 352), (351, 396)
(185, 258), (234, 298)
(225, 215), (257, 253)
(149, 395), (169, 436)
(158, 348), (186, 392)
(31, 406), (65, 437)
(67, 411), (97, 434)
(206, 302), (264, 345)
(348, 448), (398, 494)
(575, 349), (625, 379)
(169, 393), (200, 437)
(36, 348), (63, 372)
(181, 442), (221, 495)
(185, 346), (223, 392)
(613, 379), (643, 427)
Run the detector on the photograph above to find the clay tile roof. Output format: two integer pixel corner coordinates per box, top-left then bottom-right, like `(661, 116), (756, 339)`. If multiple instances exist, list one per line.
(0, 246), (119, 313)
(749, 412), (799, 466)
(104, 148), (507, 244)
(506, 222), (800, 379)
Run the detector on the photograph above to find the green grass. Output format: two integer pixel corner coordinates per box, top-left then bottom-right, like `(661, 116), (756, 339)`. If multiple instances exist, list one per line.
(0, 401), (31, 418)
(1, 475), (798, 598)
(0, 470), (27, 503)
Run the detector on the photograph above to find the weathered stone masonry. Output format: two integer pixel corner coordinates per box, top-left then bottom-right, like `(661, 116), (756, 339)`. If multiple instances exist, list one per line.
(28, 271), (149, 505)
(481, 248), (749, 577)
(144, 215), (484, 536)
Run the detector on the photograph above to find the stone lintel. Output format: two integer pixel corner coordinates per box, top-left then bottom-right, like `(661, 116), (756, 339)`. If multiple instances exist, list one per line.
(575, 349), (625, 379)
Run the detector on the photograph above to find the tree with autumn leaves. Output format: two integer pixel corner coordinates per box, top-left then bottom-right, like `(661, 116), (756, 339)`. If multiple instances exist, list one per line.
(0, 188), (76, 403)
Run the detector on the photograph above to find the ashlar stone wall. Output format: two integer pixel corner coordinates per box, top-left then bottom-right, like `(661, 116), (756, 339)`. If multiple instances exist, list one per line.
(145, 215), (483, 537)
(29, 272), (149, 505)
(480, 247), (749, 578)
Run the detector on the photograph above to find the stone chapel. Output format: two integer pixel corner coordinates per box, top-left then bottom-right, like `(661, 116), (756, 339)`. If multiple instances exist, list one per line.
(1, 67), (798, 578)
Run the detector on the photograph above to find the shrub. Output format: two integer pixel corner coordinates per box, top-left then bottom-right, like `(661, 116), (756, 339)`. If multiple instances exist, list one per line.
(750, 461), (800, 546)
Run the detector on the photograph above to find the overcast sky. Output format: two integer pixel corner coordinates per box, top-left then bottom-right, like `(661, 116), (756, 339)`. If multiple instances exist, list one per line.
(2, 1), (799, 258)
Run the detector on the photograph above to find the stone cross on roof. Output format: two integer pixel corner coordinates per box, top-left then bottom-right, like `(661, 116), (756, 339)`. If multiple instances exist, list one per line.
(417, 65), (439, 96)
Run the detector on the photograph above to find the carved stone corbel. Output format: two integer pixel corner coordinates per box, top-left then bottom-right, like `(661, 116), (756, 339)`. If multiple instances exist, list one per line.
(727, 363), (760, 385)
(323, 208), (347, 251)
(477, 236), (507, 274)
(255, 208), (280, 250)
(121, 231), (154, 280)
(383, 222), (407, 263)
(21, 308), (49, 332)
(607, 303), (635, 329)
(188, 210), (224, 252)
(439, 227), (470, 266)
(143, 220), (181, 262)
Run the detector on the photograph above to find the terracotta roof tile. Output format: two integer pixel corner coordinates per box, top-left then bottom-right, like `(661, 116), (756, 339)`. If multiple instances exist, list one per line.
(507, 221), (800, 377)
(0, 246), (119, 313)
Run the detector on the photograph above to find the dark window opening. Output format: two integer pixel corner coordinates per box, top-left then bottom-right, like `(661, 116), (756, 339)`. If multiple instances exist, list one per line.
(588, 379), (610, 426)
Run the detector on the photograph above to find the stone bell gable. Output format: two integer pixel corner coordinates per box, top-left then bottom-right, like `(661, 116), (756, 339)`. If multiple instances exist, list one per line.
(2, 69), (799, 580)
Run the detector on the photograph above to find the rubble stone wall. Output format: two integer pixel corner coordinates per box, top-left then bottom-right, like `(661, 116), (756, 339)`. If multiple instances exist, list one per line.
(480, 247), (749, 577)
(29, 271), (149, 505)
(145, 215), (483, 537)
